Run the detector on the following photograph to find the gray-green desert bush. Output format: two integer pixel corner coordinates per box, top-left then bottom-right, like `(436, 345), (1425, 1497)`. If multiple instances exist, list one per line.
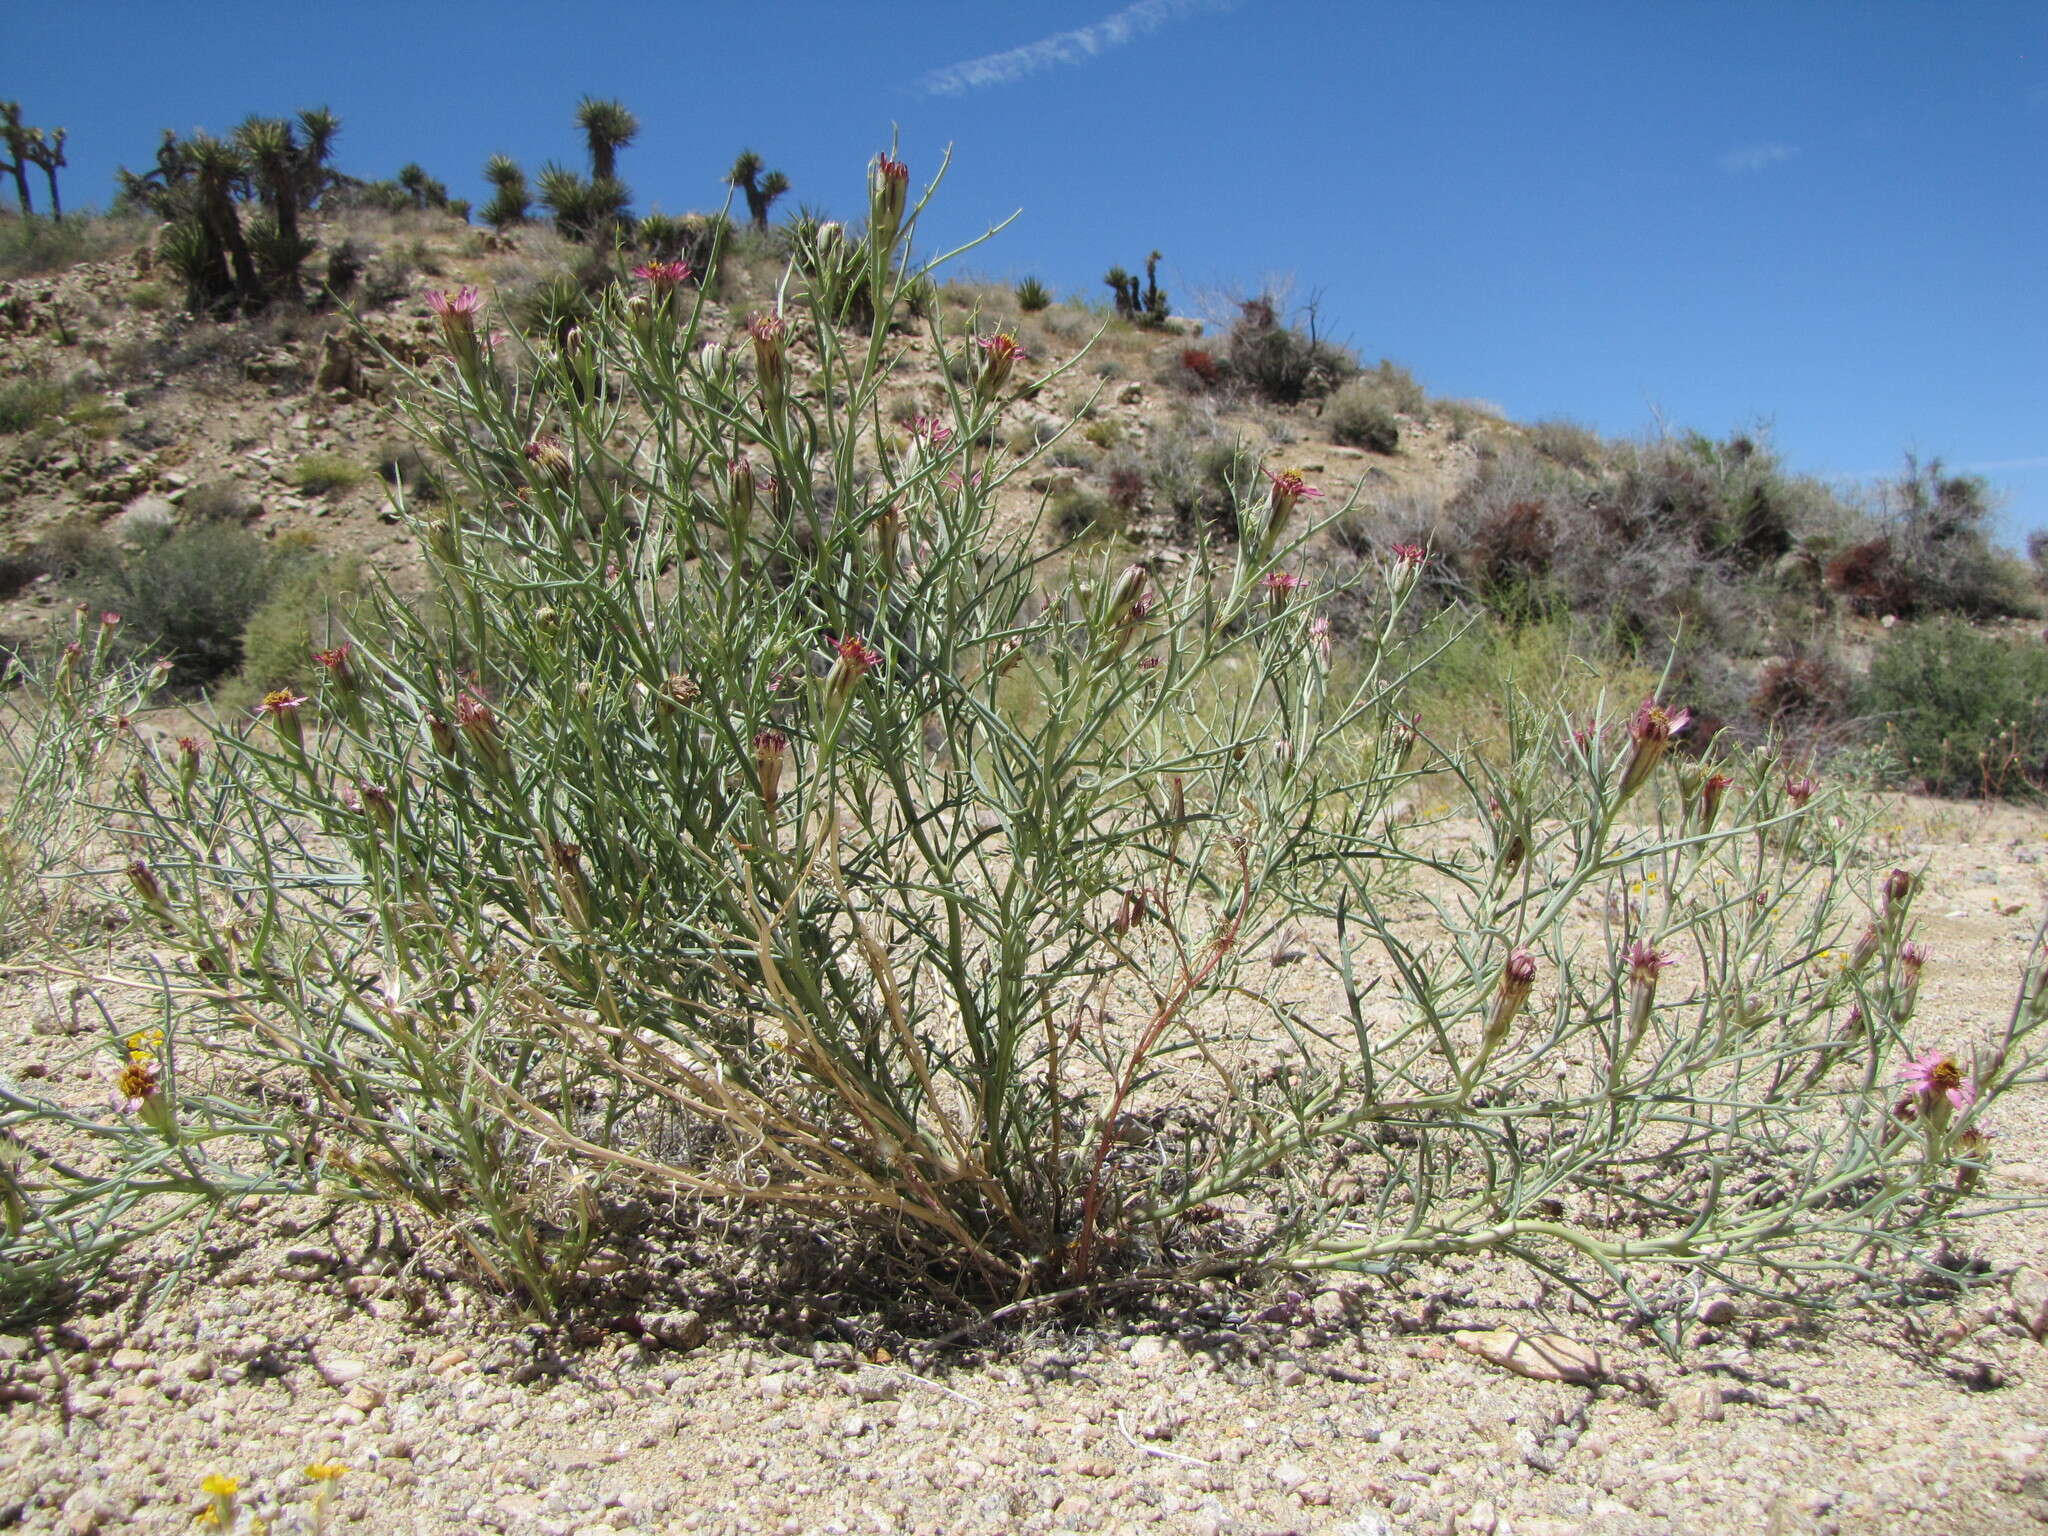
(4, 154), (2039, 1328)
(1862, 618), (2048, 798)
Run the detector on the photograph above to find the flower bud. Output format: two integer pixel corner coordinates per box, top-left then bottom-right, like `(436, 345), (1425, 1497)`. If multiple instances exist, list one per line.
(1698, 772), (1735, 831)
(753, 729), (789, 813)
(455, 691), (511, 775)
(1484, 947), (1538, 1054)
(1261, 468), (1323, 547)
(426, 711), (459, 759)
(869, 152), (910, 252)
(1785, 775), (1817, 808)
(747, 311), (789, 418)
(174, 735), (201, 797)
(825, 635), (881, 708)
(548, 840), (590, 931)
(1882, 868), (1913, 913)
(523, 434), (573, 488)
(426, 286), (485, 373)
(125, 859), (171, 919)
(357, 781), (396, 835)
(974, 332), (1026, 400)
(1619, 939), (1673, 1071)
(1388, 543), (1427, 602)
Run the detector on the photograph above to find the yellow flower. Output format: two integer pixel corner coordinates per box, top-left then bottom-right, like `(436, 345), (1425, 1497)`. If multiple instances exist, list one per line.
(201, 1477), (238, 1500)
(305, 1463), (347, 1482)
(193, 1510), (220, 1529)
(126, 1027), (165, 1061)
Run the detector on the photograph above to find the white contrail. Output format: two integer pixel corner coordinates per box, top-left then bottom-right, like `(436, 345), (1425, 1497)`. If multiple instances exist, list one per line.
(920, 0), (1233, 96)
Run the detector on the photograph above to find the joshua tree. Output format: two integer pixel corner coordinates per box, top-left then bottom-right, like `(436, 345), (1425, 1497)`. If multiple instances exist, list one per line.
(481, 153), (531, 231)
(575, 97), (638, 183)
(536, 161), (627, 242)
(726, 149), (789, 231)
(292, 107), (340, 208)
(20, 127), (65, 220)
(189, 134), (260, 303)
(0, 102), (36, 214)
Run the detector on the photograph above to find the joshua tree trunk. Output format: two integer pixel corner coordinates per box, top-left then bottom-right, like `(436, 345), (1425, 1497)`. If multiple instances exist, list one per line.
(39, 162), (59, 220)
(3, 158), (30, 215)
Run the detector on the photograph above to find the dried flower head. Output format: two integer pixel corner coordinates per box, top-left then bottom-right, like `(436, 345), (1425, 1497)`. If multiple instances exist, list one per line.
(753, 729), (789, 812)
(111, 1056), (160, 1114)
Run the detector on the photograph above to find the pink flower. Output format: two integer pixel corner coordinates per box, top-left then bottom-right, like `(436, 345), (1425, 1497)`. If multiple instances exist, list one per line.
(1262, 468), (1323, 543)
(1785, 775), (1817, 808)
(1308, 613), (1332, 666)
(1900, 1048), (1976, 1111)
(1263, 570), (1307, 609)
(100, 611), (121, 627)
(256, 689), (309, 717)
(1628, 698), (1692, 748)
(1391, 543), (1427, 566)
(1624, 939), (1674, 984)
(1614, 698), (1691, 802)
(426, 286), (483, 321)
(974, 332), (1027, 396)
(1899, 941), (1928, 978)
(976, 331), (1027, 364)
(826, 635), (881, 705)
(634, 260), (694, 293)
(833, 635), (881, 673)
(909, 415), (953, 450)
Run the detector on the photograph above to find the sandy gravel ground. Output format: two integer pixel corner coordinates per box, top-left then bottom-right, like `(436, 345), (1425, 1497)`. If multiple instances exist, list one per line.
(2, 793), (2045, 1536)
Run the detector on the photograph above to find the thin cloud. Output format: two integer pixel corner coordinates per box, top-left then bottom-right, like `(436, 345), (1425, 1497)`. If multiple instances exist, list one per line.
(1964, 455), (2048, 473)
(1718, 142), (1800, 175)
(920, 0), (1232, 96)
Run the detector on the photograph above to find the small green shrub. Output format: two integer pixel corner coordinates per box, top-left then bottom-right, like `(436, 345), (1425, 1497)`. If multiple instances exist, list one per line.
(0, 376), (75, 435)
(1049, 486), (1117, 540)
(226, 549), (365, 702)
(290, 454), (367, 496)
(1325, 382), (1401, 453)
(0, 211), (147, 281)
(59, 522), (282, 687)
(1527, 418), (1605, 473)
(1015, 276), (1051, 312)
(1224, 295), (1355, 405)
(1862, 618), (2048, 797)
(179, 479), (254, 524)
(131, 281), (170, 311)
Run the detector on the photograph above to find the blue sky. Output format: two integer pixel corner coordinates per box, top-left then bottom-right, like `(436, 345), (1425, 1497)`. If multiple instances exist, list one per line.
(16, 1), (2048, 537)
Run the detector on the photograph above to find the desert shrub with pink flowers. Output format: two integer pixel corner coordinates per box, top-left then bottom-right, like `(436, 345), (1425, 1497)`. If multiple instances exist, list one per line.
(2, 154), (2041, 1333)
